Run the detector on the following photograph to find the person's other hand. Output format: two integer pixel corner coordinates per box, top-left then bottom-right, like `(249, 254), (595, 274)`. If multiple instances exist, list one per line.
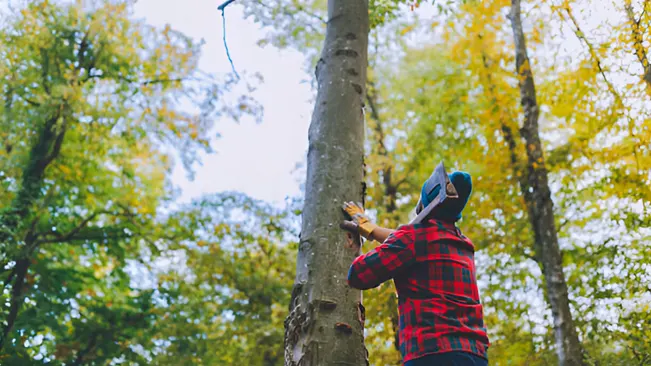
(341, 201), (377, 239)
(339, 219), (359, 235)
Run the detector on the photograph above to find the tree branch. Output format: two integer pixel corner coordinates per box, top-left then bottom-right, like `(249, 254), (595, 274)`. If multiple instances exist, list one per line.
(35, 209), (133, 245)
(557, 5), (622, 107)
(41, 123), (67, 170)
(39, 48), (51, 94)
(40, 212), (102, 242)
(218, 0), (236, 11)
(253, 0), (327, 24)
(558, 4), (644, 174)
(44, 230), (132, 245)
(366, 81), (400, 214)
(15, 93), (41, 107)
(3, 266), (17, 288)
(295, 4), (328, 24)
(478, 46), (527, 183)
(478, 46), (538, 261)
(75, 30), (90, 75)
(140, 77), (185, 86)
(624, 0), (651, 90)
(365, 85), (386, 154)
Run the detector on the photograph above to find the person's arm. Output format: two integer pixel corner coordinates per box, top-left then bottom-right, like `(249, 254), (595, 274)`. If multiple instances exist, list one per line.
(340, 201), (398, 243)
(339, 220), (394, 243)
(367, 226), (394, 243)
(346, 226), (416, 289)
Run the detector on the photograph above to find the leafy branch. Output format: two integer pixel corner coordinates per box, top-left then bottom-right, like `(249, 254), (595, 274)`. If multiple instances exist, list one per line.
(624, 0), (651, 90)
(34, 209), (129, 244)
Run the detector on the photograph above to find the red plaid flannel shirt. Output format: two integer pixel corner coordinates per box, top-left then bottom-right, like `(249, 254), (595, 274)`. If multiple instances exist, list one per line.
(347, 219), (489, 363)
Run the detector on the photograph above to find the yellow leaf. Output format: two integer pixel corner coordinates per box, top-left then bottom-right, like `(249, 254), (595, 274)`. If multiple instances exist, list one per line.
(400, 25), (415, 36)
(59, 165), (71, 176)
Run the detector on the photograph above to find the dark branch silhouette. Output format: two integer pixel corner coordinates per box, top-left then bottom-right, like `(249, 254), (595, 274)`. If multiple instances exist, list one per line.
(218, 0), (240, 79)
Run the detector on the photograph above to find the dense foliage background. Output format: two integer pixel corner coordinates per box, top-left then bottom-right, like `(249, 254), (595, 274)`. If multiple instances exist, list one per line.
(0, 0), (649, 365)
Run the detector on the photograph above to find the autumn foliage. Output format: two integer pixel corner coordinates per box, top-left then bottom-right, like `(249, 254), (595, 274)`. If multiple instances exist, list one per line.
(0, 0), (649, 365)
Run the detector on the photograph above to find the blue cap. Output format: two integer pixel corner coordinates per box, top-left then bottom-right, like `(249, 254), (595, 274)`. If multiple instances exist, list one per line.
(420, 171), (472, 222)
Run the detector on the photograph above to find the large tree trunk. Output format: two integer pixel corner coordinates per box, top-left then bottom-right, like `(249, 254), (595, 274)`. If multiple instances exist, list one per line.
(284, 1), (369, 365)
(508, 1), (586, 365)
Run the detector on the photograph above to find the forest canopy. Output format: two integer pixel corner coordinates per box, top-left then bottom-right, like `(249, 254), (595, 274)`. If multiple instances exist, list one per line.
(1, 0), (650, 365)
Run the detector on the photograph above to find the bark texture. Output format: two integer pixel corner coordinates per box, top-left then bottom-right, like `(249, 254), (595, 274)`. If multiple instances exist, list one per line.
(508, 1), (586, 365)
(284, 1), (369, 365)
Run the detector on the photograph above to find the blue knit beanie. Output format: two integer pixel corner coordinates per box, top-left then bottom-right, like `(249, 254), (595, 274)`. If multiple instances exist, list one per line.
(420, 171), (472, 222)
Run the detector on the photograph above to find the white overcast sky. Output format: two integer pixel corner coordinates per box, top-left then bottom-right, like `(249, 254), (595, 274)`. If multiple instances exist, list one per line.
(0, 0), (621, 208)
(130, 0), (620, 208)
(133, 0), (314, 206)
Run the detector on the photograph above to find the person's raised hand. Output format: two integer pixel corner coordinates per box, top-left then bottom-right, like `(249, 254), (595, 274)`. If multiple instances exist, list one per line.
(341, 201), (378, 239)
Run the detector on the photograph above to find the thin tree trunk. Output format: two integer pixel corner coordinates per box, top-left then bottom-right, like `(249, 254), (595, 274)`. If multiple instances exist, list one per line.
(478, 50), (539, 262)
(508, 1), (586, 365)
(366, 83), (399, 219)
(284, 0), (369, 365)
(0, 111), (65, 351)
(366, 83), (401, 355)
(0, 114), (64, 245)
(0, 258), (31, 351)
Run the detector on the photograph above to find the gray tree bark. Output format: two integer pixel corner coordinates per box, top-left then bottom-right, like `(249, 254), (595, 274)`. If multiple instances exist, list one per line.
(284, 0), (369, 365)
(508, 1), (586, 365)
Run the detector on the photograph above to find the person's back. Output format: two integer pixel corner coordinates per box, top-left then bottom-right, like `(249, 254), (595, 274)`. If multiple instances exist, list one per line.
(343, 169), (490, 365)
(397, 219), (488, 363)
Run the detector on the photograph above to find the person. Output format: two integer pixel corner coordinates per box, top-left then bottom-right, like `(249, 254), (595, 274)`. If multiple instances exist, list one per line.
(341, 170), (490, 366)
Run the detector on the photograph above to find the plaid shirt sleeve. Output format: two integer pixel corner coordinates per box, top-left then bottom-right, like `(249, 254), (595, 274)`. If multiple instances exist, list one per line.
(347, 225), (416, 290)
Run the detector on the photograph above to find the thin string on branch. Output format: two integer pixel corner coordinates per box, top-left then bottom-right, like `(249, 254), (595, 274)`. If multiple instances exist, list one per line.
(218, 0), (240, 80)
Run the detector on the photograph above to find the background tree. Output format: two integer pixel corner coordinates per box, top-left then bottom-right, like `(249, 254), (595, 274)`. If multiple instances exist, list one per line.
(508, 0), (585, 363)
(148, 193), (299, 365)
(0, 0), (260, 363)
(2, 0), (649, 364)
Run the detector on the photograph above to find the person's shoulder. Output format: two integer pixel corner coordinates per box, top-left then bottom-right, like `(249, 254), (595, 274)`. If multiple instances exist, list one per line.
(423, 218), (456, 232)
(424, 219), (475, 244)
(394, 222), (434, 236)
(394, 221), (445, 242)
(393, 223), (417, 236)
